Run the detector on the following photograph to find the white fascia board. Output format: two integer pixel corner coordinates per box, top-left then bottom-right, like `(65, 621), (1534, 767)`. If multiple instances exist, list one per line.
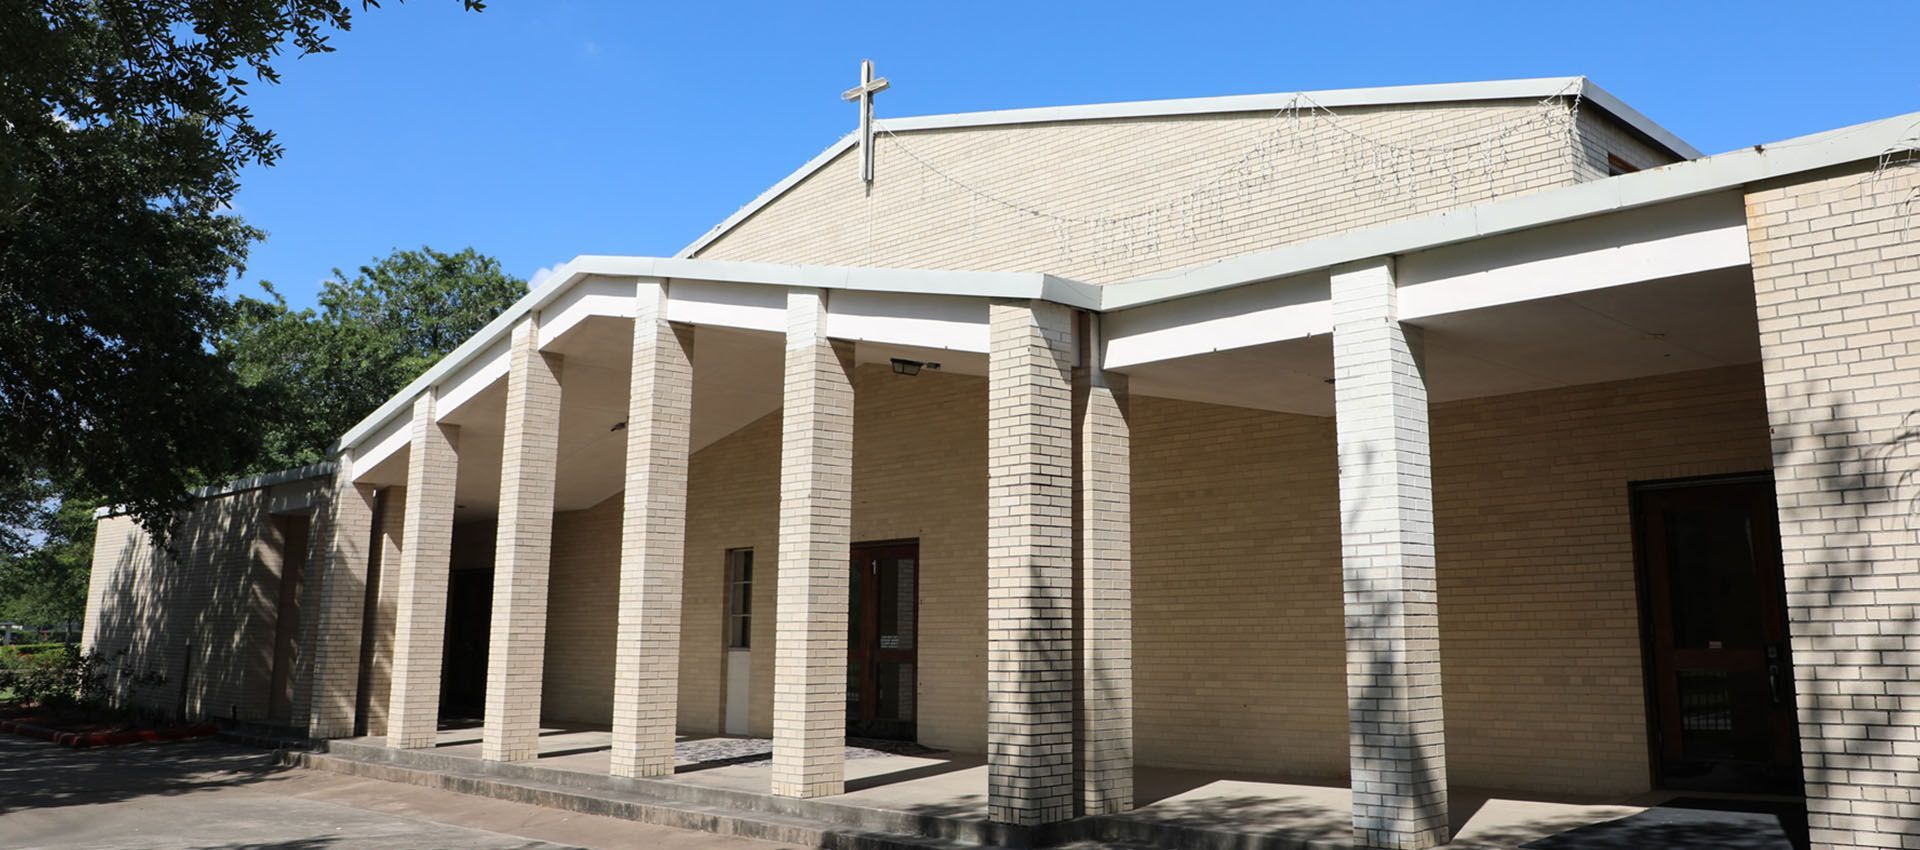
(1397, 192), (1750, 321)
(94, 462), (335, 519)
(676, 131), (860, 258)
(875, 77), (1586, 133)
(1102, 272), (1332, 370)
(1103, 109), (1920, 311)
(1577, 78), (1702, 160)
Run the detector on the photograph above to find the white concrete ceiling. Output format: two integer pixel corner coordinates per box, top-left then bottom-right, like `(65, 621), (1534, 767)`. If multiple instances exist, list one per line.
(1121, 266), (1761, 416)
(407, 321), (990, 522)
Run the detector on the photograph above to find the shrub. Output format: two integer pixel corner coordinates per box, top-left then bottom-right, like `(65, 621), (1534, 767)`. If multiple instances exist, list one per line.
(0, 642), (68, 660)
(0, 646), (165, 712)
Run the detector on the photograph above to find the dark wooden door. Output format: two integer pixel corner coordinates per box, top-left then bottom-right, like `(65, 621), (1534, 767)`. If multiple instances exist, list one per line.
(440, 567), (493, 722)
(1637, 478), (1803, 793)
(847, 541), (918, 740)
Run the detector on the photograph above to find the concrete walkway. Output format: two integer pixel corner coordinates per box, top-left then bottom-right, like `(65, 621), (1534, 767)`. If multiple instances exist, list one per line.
(0, 735), (797, 850)
(346, 726), (1761, 849)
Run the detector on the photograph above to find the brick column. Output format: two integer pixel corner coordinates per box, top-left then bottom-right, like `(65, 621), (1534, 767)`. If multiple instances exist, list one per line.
(359, 487), (405, 737)
(1746, 164), (1920, 850)
(481, 318), (562, 762)
(611, 280), (695, 778)
(771, 288), (854, 799)
(385, 392), (460, 750)
(987, 299), (1076, 826)
(293, 459), (377, 738)
(1075, 313), (1133, 817)
(1330, 258), (1448, 850)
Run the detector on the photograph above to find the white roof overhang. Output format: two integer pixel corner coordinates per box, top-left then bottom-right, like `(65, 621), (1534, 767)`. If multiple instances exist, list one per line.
(327, 105), (1920, 467)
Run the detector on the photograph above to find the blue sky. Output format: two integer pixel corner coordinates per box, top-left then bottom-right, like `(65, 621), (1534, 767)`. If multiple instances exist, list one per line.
(233, 1), (1920, 309)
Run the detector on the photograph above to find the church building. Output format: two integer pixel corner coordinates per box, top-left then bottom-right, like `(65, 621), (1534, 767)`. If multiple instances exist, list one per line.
(85, 75), (1920, 850)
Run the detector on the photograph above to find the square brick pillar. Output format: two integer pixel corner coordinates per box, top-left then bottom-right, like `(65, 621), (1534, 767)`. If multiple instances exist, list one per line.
(385, 392), (460, 750)
(771, 288), (854, 799)
(611, 280), (695, 778)
(987, 299), (1076, 826)
(1074, 313), (1133, 817)
(481, 318), (562, 762)
(1330, 258), (1448, 850)
(1746, 165), (1920, 850)
(359, 486), (405, 737)
(292, 458), (377, 739)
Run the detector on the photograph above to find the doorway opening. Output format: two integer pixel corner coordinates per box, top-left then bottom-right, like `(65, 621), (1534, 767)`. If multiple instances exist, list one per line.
(1633, 475), (1804, 794)
(265, 514), (310, 724)
(848, 539), (918, 741)
(440, 566), (492, 722)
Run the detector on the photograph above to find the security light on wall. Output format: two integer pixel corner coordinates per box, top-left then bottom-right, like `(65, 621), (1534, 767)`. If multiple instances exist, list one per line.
(890, 358), (940, 376)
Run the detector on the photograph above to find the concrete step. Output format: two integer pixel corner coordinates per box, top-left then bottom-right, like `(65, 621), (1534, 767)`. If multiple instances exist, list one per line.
(284, 747), (1009, 850)
(313, 739), (1026, 846)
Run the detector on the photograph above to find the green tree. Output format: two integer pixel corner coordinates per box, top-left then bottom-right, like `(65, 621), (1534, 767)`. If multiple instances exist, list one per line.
(225, 246), (527, 473)
(0, 490), (95, 631)
(1, 0), (482, 538)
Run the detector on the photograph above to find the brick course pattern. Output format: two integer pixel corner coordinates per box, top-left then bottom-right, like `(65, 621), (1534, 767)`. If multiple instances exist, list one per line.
(986, 300), (1077, 826)
(482, 319), (564, 762)
(84, 477), (325, 723)
(1075, 359), (1133, 816)
(696, 103), (1672, 283)
(359, 486), (407, 737)
(610, 282), (696, 778)
(770, 290), (856, 798)
(298, 464), (377, 739)
(1745, 160), (1920, 850)
(386, 393), (460, 749)
(1331, 259), (1448, 850)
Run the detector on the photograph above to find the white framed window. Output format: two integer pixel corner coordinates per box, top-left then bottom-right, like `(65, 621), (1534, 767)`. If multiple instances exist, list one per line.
(726, 549), (752, 649)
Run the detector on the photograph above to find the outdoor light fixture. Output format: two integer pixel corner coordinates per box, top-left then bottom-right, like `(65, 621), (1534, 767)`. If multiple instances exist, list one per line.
(890, 358), (940, 376)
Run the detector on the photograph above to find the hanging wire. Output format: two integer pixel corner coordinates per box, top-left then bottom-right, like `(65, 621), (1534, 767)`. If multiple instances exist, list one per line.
(872, 79), (1586, 274)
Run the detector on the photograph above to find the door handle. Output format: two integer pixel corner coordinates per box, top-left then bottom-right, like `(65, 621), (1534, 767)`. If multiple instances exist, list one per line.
(1766, 644), (1784, 706)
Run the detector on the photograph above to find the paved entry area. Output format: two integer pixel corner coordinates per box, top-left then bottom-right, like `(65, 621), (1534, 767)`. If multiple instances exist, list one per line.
(0, 735), (796, 850)
(349, 726), (1805, 849)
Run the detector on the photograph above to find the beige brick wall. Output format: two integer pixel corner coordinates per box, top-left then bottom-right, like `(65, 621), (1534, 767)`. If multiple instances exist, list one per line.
(1745, 159), (1920, 850)
(85, 479), (326, 722)
(695, 101), (1672, 283)
(1573, 108), (1673, 180)
(1127, 364), (1768, 797)
(1433, 364), (1772, 795)
(518, 361), (1768, 801)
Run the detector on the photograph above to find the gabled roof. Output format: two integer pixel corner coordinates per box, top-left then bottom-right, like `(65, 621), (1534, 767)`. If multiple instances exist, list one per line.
(675, 76), (1700, 259)
(325, 96), (1919, 463)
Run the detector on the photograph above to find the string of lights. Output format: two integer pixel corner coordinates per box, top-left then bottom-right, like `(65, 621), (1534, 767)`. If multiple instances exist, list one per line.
(872, 80), (1588, 273)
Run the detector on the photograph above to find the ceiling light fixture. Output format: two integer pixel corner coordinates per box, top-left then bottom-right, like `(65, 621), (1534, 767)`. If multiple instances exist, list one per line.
(890, 358), (940, 376)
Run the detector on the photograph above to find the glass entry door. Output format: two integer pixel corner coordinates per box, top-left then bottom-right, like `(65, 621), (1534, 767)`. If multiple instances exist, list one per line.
(848, 541), (918, 740)
(1637, 477), (1803, 792)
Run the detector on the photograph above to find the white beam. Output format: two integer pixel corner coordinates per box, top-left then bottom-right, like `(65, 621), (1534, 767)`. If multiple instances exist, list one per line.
(350, 413), (410, 482)
(664, 279), (788, 333)
(1397, 192), (1749, 321)
(1102, 273), (1331, 370)
(434, 339), (510, 422)
(539, 275), (641, 348)
(825, 290), (990, 353)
